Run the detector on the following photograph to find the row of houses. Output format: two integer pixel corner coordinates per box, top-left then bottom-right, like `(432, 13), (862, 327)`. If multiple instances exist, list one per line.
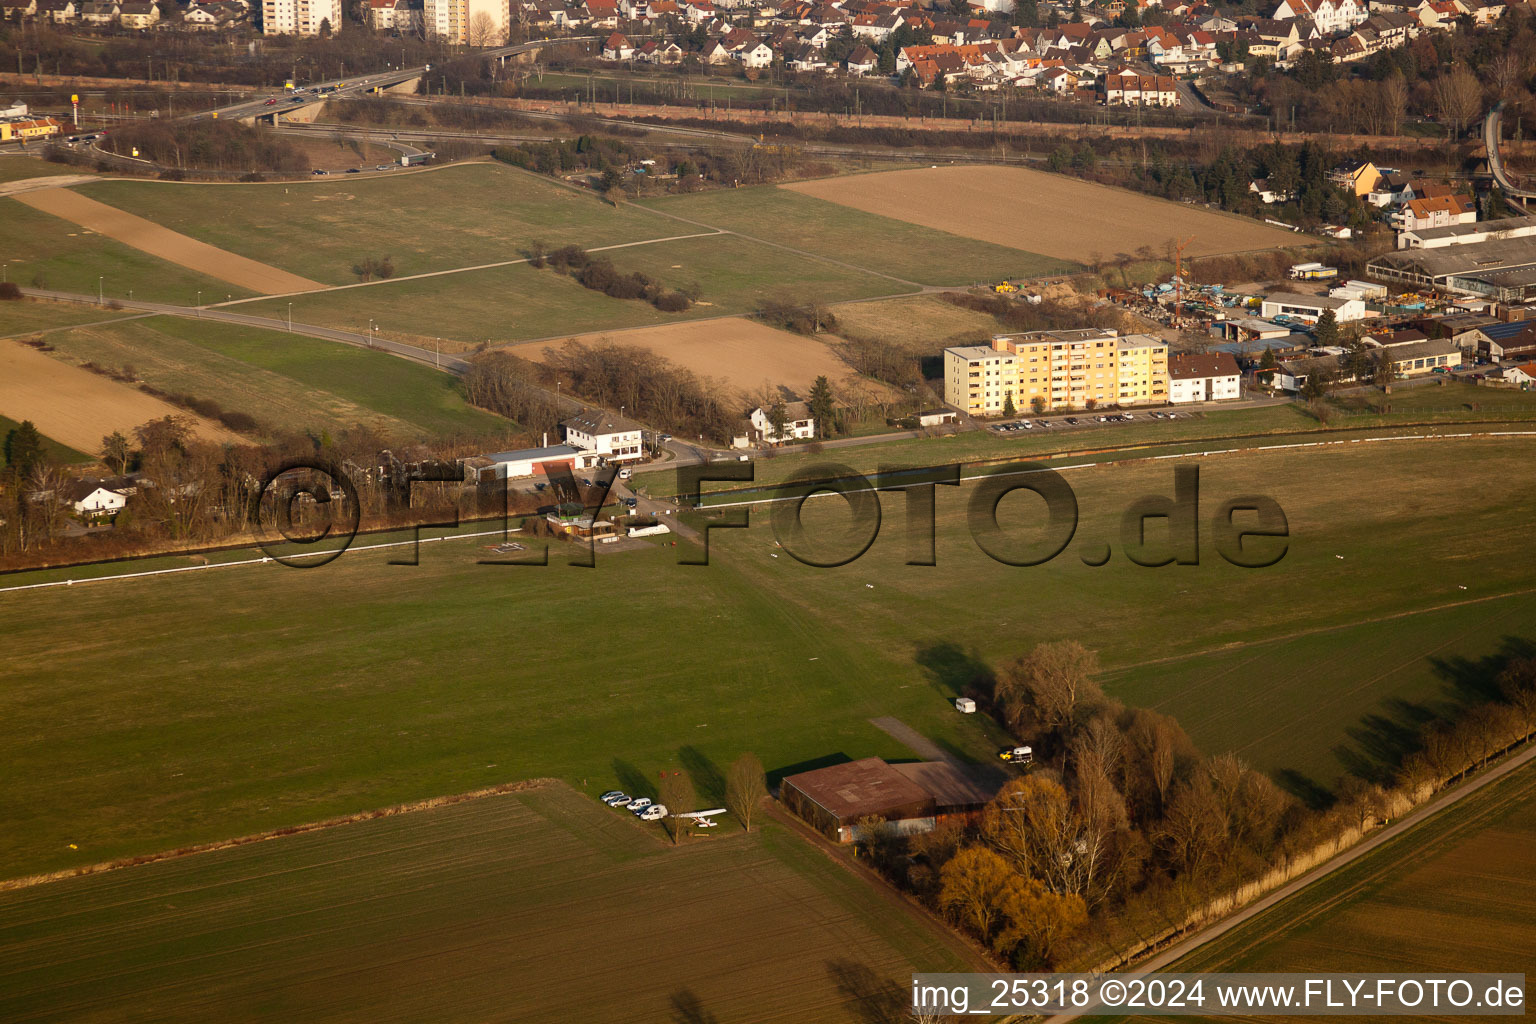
(2, 0), (251, 29)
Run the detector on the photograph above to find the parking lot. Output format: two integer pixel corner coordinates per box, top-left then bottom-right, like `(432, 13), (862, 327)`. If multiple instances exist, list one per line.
(987, 408), (1188, 434)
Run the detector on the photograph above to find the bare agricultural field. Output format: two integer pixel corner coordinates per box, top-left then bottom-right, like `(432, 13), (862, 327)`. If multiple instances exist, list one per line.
(503, 316), (869, 398)
(829, 294), (998, 350)
(1116, 762), (1536, 1024)
(0, 339), (239, 450)
(13, 189), (325, 295)
(0, 783), (979, 1024)
(784, 165), (1306, 262)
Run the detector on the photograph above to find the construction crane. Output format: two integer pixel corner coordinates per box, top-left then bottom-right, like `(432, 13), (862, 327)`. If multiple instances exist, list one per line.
(1171, 235), (1195, 318)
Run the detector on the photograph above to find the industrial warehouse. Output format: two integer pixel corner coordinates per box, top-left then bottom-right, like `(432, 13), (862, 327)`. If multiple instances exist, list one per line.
(779, 757), (1000, 843)
(1368, 236), (1536, 303)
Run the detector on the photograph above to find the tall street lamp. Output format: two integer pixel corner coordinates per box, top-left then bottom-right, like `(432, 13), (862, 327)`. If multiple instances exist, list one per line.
(287, 302), (293, 332)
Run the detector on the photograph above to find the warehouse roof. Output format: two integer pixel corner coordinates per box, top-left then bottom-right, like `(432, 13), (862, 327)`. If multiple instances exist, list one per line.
(782, 757), (934, 821)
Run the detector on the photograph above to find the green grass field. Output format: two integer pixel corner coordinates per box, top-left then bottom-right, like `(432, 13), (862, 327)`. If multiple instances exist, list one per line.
(0, 297), (143, 336)
(0, 156), (88, 184)
(0, 414), (89, 467)
(238, 233), (907, 346)
(1101, 760), (1536, 1024)
(0, 197), (255, 304)
(36, 315), (510, 442)
(77, 164), (681, 285)
(641, 186), (1076, 286)
(0, 784), (981, 1024)
(1, 436), (1533, 881)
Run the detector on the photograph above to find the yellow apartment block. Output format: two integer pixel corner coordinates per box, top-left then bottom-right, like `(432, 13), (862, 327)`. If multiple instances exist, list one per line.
(944, 329), (1169, 416)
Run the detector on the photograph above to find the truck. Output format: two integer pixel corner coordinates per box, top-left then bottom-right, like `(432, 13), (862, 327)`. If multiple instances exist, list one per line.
(1289, 262), (1338, 281)
(997, 744), (1033, 765)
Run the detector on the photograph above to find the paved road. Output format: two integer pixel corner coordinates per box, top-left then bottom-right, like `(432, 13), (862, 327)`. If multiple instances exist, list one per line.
(1041, 741), (1536, 1023)
(1483, 101), (1536, 202)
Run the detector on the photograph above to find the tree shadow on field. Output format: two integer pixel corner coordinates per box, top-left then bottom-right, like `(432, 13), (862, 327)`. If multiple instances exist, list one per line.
(1333, 698), (1440, 786)
(915, 642), (996, 703)
(669, 989), (720, 1024)
(827, 959), (905, 1024)
(679, 745), (725, 805)
(1430, 636), (1536, 706)
(612, 759), (654, 800)
(1275, 769), (1335, 811)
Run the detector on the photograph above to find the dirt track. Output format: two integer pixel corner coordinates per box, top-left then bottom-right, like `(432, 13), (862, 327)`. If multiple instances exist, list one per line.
(784, 165), (1305, 263)
(502, 317), (870, 398)
(0, 340), (241, 452)
(13, 189), (325, 295)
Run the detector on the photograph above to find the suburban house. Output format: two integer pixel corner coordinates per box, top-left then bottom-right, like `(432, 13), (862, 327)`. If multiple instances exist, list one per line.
(601, 31), (635, 58)
(1393, 193), (1477, 233)
(1260, 291), (1369, 323)
(117, 0), (158, 25)
(66, 481), (131, 519)
(1328, 159), (1381, 198)
(560, 410), (645, 465)
(1489, 362), (1536, 386)
(1101, 69), (1178, 106)
(1168, 352), (1242, 403)
(737, 402), (815, 446)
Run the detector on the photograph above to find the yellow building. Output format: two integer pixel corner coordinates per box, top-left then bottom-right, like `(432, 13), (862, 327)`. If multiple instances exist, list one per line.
(944, 330), (1169, 416)
(0, 116), (62, 143)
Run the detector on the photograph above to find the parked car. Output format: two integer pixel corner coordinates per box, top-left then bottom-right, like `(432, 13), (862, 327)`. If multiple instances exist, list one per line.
(599, 790), (625, 803)
(1065, 417), (1079, 425)
(1121, 412), (1135, 420)
(601, 792), (630, 806)
(626, 797), (653, 812)
(639, 804), (668, 821)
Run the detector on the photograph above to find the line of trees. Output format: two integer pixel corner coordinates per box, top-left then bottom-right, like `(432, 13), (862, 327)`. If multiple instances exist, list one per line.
(856, 637), (1536, 971)
(530, 243), (698, 313)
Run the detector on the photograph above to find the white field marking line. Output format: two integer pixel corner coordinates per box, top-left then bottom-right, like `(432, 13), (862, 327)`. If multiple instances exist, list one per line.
(700, 430), (1536, 510)
(0, 528), (518, 596)
(211, 230), (726, 307)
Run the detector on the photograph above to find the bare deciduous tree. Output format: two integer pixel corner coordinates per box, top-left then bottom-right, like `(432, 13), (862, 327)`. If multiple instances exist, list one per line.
(725, 752), (766, 831)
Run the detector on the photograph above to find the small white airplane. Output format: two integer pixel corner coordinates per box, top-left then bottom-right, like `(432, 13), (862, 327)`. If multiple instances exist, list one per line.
(672, 808), (728, 820)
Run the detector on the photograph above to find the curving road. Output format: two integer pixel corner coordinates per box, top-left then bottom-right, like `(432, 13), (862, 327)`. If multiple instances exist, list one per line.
(1483, 101), (1536, 201)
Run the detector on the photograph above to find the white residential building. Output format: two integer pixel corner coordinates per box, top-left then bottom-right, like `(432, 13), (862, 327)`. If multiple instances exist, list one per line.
(561, 410), (646, 465)
(263, 0), (341, 34)
(1168, 352), (1243, 403)
(741, 402), (815, 445)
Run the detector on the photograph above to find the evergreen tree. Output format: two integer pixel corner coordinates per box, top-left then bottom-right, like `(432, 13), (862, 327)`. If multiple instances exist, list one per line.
(1314, 309), (1340, 348)
(3, 420), (43, 475)
(1003, 392), (1017, 418)
(807, 376), (835, 438)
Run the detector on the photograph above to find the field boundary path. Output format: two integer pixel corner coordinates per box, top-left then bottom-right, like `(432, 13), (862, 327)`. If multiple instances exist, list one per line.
(13, 189), (325, 294)
(1040, 742), (1536, 1023)
(0, 173), (100, 197)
